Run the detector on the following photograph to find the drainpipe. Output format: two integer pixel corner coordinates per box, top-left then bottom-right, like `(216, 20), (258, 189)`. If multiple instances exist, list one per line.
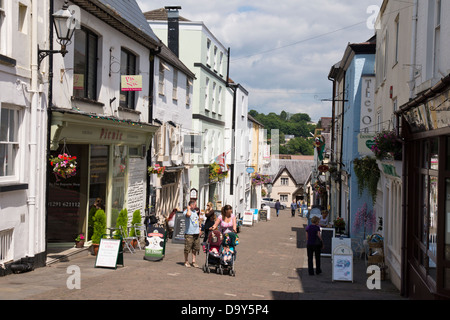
(44, 0), (55, 259)
(28, 0), (40, 259)
(146, 45), (162, 213)
(401, 0), (418, 298)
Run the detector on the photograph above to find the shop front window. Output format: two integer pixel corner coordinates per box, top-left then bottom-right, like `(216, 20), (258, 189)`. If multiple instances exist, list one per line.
(416, 139), (439, 283)
(445, 178), (450, 289)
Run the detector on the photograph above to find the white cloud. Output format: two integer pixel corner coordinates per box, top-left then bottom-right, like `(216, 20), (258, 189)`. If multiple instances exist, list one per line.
(137, 0), (383, 121)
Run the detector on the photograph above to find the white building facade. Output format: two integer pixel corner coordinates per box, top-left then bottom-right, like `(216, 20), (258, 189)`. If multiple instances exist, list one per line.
(0, 0), (49, 273)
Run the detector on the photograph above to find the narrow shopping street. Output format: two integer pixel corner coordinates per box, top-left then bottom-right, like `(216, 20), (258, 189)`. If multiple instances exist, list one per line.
(0, 209), (403, 302)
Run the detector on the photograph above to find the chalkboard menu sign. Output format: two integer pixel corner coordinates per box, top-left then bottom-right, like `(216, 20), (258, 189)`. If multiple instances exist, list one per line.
(259, 210), (267, 221)
(172, 212), (186, 244)
(320, 228), (335, 257)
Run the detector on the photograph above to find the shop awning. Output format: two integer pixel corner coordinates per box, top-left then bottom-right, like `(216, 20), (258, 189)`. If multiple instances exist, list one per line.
(50, 108), (160, 150)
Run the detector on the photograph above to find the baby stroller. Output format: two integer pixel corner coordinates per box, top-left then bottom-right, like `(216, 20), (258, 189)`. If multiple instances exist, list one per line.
(202, 229), (223, 274)
(219, 232), (238, 276)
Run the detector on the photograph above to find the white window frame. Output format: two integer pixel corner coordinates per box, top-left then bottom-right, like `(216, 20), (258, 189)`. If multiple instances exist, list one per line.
(0, 104), (21, 183)
(281, 178), (289, 186)
(0, 0), (6, 55)
(218, 86), (222, 115)
(212, 82), (216, 113)
(206, 38), (211, 66)
(205, 77), (210, 111)
(280, 194), (288, 202)
(172, 69), (178, 101)
(158, 61), (166, 95)
(186, 78), (192, 106)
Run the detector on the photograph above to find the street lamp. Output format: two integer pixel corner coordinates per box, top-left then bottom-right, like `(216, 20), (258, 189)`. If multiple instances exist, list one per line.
(38, 0), (76, 69)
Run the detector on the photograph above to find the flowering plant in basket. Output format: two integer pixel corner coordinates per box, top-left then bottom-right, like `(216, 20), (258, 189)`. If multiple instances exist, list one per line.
(371, 130), (402, 160)
(49, 153), (77, 179)
(148, 164), (166, 177)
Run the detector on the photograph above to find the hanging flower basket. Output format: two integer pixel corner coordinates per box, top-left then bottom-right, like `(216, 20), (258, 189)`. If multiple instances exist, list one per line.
(148, 164), (166, 177)
(353, 156), (380, 205)
(371, 130), (402, 160)
(209, 163), (228, 182)
(313, 181), (326, 194)
(251, 173), (271, 186)
(49, 153), (77, 179)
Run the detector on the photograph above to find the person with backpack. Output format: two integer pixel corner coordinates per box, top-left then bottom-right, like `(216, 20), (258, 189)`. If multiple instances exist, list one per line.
(275, 200), (281, 217)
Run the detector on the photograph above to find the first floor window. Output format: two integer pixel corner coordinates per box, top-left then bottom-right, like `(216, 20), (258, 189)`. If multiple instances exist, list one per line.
(280, 195), (288, 202)
(0, 105), (20, 177)
(73, 27), (98, 100)
(120, 48), (137, 109)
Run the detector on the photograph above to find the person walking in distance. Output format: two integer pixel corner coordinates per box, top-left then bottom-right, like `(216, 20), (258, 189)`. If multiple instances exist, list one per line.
(275, 200), (281, 217)
(305, 216), (323, 275)
(291, 200), (297, 217)
(183, 200), (201, 268)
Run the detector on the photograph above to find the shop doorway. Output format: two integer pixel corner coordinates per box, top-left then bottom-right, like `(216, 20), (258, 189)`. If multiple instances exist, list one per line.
(87, 145), (109, 240)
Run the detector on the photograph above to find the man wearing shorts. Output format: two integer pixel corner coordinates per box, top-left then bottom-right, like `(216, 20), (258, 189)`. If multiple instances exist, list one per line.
(183, 200), (201, 267)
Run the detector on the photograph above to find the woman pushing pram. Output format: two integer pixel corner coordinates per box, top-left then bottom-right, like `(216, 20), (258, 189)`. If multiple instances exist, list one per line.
(202, 205), (239, 276)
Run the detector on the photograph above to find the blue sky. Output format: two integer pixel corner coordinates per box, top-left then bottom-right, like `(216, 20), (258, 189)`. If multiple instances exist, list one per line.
(137, 0), (384, 122)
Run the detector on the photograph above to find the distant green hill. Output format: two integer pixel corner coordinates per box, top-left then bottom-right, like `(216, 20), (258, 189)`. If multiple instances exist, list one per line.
(249, 110), (317, 155)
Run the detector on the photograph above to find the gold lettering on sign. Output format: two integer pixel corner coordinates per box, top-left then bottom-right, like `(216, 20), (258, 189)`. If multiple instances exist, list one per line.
(100, 128), (123, 141)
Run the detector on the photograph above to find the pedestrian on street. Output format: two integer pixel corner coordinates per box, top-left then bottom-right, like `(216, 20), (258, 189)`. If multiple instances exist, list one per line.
(275, 200), (281, 217)
(305, 216), (323, 275)
(203, 202), (216, 242)
(291, 200), (297, 217)
(210, 204), (237, 234)
(183, 200), (201, 268)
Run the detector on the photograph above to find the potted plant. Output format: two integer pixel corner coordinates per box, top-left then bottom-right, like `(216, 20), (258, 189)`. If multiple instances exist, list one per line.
(129, 210), (141, 248)
(333, 217), (346, 234)
(371, 130), (402, 160)
(49, 152), (77, 179)
(91, 209), (106, 255)
(75, 233), (85, 248)
(115, 208), (128, 240)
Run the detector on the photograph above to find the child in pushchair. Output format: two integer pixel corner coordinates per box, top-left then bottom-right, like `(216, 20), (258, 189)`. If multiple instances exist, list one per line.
(202, 229), (222, 274)
(202, 229), (238, 276)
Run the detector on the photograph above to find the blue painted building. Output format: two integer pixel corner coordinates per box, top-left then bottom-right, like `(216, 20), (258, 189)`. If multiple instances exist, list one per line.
(329, 36), (376, 240)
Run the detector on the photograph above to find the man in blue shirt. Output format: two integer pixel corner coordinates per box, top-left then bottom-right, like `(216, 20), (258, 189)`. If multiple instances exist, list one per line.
(183, 200), (201, 267)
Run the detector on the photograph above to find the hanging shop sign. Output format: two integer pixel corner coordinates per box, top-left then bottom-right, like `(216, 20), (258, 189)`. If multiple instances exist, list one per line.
(121, 75), (143, 91)
(360, 76), (375, 132)
(358, 133), (376, 156)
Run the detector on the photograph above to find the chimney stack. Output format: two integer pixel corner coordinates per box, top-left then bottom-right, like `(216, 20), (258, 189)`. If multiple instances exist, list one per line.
(165, 6), (181, 57)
